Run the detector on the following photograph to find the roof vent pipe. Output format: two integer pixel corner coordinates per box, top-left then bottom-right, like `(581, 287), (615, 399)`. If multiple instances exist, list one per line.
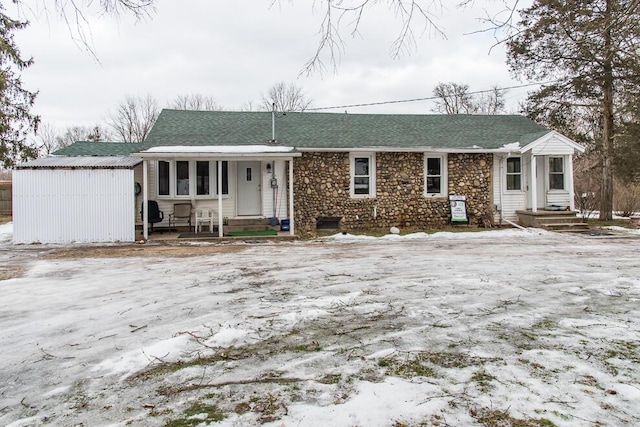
(271, 102), (276, 143)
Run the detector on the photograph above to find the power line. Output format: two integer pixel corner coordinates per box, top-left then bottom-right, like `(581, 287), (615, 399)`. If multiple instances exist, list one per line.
(305, 80), (559, 112)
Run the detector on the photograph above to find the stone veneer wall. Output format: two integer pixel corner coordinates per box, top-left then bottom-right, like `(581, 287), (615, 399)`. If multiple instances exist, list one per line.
(293, 152), (493, 236)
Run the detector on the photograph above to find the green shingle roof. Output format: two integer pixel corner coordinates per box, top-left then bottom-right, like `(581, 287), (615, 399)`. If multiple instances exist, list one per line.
(53, 142), (143, 156)
(142, 109), (551, 150)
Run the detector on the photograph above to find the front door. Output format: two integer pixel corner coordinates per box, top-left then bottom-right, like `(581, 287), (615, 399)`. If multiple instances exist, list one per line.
(237, 161), (261, 215)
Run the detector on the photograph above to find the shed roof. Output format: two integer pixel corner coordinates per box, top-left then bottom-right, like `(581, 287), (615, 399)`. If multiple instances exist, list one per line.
(16, 156), (142, 169)
(142, 110), (552, 150)
(53, 142), (143, 157)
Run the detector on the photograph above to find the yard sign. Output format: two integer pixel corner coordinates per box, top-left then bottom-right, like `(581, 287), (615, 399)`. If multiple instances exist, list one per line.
(449, 195), (468, 224)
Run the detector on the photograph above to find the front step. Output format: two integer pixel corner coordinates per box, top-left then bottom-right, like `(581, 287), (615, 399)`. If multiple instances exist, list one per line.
(540, 222), (590, 232)
(218, 218), (280, 233)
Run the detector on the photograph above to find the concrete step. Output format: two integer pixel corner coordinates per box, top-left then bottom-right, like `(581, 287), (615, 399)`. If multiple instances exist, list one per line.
(221, 224), (280, 233)
(541, 222), (590, 232)
(227, 218), (272, 226)
(537, 216), (582, 224)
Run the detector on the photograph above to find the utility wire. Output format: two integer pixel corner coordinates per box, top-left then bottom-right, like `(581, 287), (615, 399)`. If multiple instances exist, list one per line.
(305, 80), (559, 111)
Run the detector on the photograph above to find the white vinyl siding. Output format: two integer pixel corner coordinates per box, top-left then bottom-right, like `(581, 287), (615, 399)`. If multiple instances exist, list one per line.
(493, 154), (526, 222)
(156, 160), (229, 199)
(529, 135), (575, 155)
(148, 161), (236, 219)
(261, 160), (289, 220)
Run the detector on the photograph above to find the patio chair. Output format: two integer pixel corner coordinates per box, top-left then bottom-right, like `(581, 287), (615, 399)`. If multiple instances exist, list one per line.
(141, 200), (164, 234)
(169, 202), (192, 231)
(195, 208), (214, 233)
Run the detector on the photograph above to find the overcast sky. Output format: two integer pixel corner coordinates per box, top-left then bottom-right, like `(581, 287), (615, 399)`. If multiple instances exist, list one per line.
(11, 0), (535, 133)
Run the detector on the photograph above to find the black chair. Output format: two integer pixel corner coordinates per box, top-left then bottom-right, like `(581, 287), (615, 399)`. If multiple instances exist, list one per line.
(141, 200), (164, 234)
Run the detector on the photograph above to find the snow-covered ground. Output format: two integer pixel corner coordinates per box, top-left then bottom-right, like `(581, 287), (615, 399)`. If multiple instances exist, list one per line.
(1, 223), (640, 426)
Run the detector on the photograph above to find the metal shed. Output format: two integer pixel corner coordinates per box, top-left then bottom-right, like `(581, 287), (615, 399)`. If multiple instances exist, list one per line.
(13, 156), (142, 244)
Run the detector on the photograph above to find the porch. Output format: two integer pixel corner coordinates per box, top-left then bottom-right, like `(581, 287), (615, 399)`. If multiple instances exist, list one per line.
(136, 217), (297, 240)
(516, 209), (589, 232)
(134, 145), (301, 241)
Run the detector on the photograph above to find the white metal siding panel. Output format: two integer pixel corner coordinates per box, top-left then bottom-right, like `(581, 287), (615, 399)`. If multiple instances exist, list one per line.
(13, 169), (135, 244)
(531, 136), (574, 156)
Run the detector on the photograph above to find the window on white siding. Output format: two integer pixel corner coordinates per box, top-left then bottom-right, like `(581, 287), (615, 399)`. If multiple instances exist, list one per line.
(158, 161), (170, 196)
(424, 154), (447, 197)
(196, 161), (210, 195)
(157, 160), (228, 198)
(549, 157), (565, 190)
(350, 153), (376, 197)
(506, 157), (522, 191)
(176, 161), (190, 196)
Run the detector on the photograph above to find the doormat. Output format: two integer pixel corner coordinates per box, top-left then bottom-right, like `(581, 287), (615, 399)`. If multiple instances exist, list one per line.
(225, 229), (278, 237)
(178, 233), (218, 238)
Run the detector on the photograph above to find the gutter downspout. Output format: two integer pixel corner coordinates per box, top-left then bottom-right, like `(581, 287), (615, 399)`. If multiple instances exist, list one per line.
(217, 160), (223, 237)
(142, 160), (149, 240)
(497, 154), (504, 227)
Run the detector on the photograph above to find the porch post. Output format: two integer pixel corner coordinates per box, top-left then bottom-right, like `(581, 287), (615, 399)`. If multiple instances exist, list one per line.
(289, 158), (295, 236)
(142, 159), (149, 240)
(217, 160), (223, 237)
(530, 155), (537, 213)
(568, 154), (575, 211)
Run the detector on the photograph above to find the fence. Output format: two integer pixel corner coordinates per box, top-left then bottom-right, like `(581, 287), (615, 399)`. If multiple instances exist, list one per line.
(0, 182), (11, 215)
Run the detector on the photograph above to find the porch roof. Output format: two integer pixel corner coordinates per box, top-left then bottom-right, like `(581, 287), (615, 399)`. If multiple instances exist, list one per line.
(143, 110), (553, 151)
(132, 145), (301, 159)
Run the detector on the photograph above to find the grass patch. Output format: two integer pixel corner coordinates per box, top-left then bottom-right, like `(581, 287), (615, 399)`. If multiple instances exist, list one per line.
(248, 393), (288, 424)
(585, 218), (631, 228)
(532, 318), (557, 330)
(471, 369), (496, 392)
(163, 402), (226, 426)
(378, 357), (436, 379)
(291, 340), (322, 352)
(378, 351), (501, 381)
(471, 407), (556, 427)
(0, 214), (11, 225)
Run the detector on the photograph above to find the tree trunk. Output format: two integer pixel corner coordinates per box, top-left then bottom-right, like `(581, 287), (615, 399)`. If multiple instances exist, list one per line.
(599, 0), (614, 221)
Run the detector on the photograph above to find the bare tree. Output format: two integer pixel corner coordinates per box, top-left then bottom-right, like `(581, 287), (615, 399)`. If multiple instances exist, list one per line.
(32, 123), (112, 157)
(432, 82), (506, 115)
(32, 122), (60, 157)
(261, 82), (313, 112)
(432, 82), (475, 114)
(12, 1), (156, 58)
(283, 1), (527, 75)
(475, 85), (506, 114)
(170, 94), (222, 111)
(108, 95), (159, 143)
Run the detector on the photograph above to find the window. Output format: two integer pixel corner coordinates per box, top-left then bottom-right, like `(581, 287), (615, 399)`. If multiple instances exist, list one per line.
(176, 161), (190, 196)
(424, 154), (447, 197)
(350, 153), (376, 197)
(215, 161), (229, 195)
(156, 160), (228, 198)
(506, 157), (522, 191)
(549, 157), (564, 190)
(158, 161), (170, 196)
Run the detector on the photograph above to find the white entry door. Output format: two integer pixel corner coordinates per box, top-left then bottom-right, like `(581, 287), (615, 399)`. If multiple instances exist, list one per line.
(237, 161), (262, 215)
